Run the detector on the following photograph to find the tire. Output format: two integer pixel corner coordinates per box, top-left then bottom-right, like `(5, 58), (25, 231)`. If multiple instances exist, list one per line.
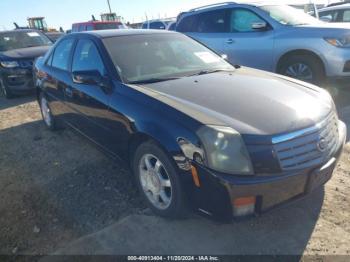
(0, 79), (13, 99)
(132, 141), (188, 218)
(278, 54), (325, 85)
(39, 92), (57, 130)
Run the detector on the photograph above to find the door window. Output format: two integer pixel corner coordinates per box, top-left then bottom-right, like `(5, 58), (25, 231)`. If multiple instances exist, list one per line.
(177, 15), (199, 32)
(72, 39), (106, 76)
(51, 38), (74, 70)
(230, 9), (266, 32)
(196, 9), (228, 33)
(86, 25), (94, 31)
(343, 10), (350, 22)
(319, 10), (340, 22)
(72, 25), (79, 32)
(78, 25), (86, 32)
(150, 22), (166, 29)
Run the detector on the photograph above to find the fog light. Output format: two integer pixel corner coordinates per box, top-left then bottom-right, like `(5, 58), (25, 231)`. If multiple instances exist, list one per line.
(233, 196), (256, 217)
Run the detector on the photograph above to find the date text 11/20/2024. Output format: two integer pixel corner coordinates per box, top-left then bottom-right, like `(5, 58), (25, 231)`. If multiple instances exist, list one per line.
(127, 256), (219, 261)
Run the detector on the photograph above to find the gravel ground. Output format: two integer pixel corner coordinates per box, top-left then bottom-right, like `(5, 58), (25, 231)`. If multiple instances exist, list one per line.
(0, 88), (349, 256)
(0, 95), (145, 255)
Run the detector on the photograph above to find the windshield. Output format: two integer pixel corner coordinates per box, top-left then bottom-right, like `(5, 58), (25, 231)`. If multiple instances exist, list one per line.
(260, 5), (322, 26)
(103, 33), (234, 84)
(0, 31), (52, 52)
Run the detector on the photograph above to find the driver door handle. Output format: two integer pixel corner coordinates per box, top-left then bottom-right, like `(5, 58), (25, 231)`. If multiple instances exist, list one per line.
(226, 39), (235, 44)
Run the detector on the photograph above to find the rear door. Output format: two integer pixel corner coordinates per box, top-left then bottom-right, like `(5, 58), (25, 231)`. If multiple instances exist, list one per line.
(43, 38), (75, 119)
(179, 9), (229, 55)
(223, 8), (274, 71)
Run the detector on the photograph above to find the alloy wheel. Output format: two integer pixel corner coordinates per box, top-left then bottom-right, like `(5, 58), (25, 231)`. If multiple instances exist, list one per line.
(138, 154), (172, 210)
(285, 63), (313, 82)
(41, 96), (52, 127)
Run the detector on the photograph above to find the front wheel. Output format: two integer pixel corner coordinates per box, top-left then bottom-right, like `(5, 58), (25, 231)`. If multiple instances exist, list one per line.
(278, 55), (325, 85)
(132, 141), (188, 218)
(39, 93), (56, 130)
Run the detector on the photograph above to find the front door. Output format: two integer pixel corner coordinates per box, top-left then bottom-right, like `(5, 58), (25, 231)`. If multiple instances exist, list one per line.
(224, 8), (275, 71)
(64, 38), (116, 154)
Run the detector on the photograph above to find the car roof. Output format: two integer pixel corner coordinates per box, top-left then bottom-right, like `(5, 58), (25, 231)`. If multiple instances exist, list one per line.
(319, 3), (350, 12)
(184, 1), (318, 14)
(73, 29), (177, 39)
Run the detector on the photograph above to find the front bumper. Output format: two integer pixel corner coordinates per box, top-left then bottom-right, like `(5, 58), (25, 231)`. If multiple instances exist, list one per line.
(191, 121), (347, 221)
(323, 45), (350, 79)
(1, 68), (35, 93)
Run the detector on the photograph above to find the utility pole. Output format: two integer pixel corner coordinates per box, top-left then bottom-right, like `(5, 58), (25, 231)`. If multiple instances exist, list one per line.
(107, 0), (112, 13)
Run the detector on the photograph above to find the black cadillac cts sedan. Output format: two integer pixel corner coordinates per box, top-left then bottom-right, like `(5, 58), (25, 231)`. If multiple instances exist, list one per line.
(34, 30), (347, 220)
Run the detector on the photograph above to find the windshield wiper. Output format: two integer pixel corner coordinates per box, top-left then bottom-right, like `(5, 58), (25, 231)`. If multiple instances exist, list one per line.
(186, 68), (235, 77)
(129, 77), (180, 84)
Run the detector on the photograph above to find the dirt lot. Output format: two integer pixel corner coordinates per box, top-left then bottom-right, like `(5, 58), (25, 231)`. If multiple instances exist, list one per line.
(0, 88), (349, 256)
(0, 95), (145, 255)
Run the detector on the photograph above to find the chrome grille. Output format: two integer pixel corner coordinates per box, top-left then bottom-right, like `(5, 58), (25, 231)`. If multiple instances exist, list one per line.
(272, 112), (339, 171)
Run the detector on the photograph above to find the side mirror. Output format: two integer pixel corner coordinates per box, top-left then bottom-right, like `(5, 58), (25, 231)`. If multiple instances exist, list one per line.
(320, 16), (332, 23)
(72, 70), (103, 85)
(72, 70), (112, 92)
(251, 22), (268, 30)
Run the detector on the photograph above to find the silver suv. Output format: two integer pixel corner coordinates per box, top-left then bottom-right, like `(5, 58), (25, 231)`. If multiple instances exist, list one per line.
(319, 3), (350, 23)
(176, 2), (350, 84)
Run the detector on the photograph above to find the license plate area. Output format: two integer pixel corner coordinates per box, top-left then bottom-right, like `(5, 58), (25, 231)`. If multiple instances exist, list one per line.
(307, 158), (336, 192)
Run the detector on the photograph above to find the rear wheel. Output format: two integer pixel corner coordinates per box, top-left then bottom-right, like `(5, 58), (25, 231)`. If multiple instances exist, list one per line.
(278, 54), (325, 85)
(39, 93), (56, 130)
(132, 141), (188, 218)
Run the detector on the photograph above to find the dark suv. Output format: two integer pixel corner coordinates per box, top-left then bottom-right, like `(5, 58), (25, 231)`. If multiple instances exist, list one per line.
(0, 29), (51, 98)
(34, 30), (347, 220)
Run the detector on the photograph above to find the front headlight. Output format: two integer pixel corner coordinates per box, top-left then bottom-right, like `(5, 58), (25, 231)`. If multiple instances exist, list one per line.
(0, 61), (19, 68)
(324, 36), (350, 48)
(197, 125), (254, 175)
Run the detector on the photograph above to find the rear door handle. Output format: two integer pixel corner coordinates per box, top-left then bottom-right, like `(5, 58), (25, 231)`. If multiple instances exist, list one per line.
(226, 39), (235, 44)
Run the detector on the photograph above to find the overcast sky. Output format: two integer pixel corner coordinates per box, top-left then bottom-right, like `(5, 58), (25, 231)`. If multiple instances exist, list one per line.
(0, 0), (337, 31)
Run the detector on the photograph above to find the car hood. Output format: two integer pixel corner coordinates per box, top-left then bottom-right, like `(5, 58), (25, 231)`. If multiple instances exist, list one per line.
(292, 23), (350, 34)
(138, 68), (333, 136)
(0, 46), (51, 60)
